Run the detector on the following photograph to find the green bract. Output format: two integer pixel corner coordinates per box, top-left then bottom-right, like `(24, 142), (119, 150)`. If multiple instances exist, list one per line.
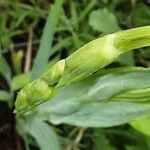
(15, 26), (150, 115)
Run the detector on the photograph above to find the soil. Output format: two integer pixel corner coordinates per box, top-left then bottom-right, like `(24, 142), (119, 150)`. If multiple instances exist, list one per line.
(0, 102), (21, 150)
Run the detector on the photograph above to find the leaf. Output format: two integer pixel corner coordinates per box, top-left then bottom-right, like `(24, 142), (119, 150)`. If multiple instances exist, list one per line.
(132, 4), (150, 27)
(49, 102), (150, 127)
(31, 0), (63, 80)
(130, 115), (150, 137)
(92, 130), (116, 150)
(117, 51), (134, 66)
(0, 90), (11, 102)
(28, 119), (61, 150)
(89, 8), (120, 34)
(88, 68), (150, 101)
(124, 128), (150, 150)
(0, 51), (11, 84)
(11, 72), (30, 91)
(125, 145), (148, 150)
(34, 67), (150, 127)
(16, 118), (61, 150)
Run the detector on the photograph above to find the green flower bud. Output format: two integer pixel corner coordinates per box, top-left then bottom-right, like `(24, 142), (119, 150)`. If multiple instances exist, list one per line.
(15, 26), (150, 115)
(57, 34), (120, 87)
(41, 59), (65, 85)
(15, 91), (29, 114)
(15, 79), (54, 114)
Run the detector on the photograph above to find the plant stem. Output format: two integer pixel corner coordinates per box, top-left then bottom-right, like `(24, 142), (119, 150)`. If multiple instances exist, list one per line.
(114, 26), (150, 54)
(24, 26), (33, 73)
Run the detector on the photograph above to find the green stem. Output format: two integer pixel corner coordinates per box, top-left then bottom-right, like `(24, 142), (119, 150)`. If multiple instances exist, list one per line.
(114, 26), (150, 53)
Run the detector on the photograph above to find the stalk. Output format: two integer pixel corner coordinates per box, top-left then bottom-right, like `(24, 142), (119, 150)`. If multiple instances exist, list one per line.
(114, 26), (150, 53)
(15, 26), (150, 115)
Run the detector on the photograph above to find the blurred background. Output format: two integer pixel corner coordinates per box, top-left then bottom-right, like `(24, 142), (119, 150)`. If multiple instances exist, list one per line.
(0, 0), (150, 150)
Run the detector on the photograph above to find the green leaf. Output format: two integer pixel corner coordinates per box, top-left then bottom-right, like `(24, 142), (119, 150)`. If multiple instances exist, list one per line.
(117, 51), (134, 66)
(11, 72), (30, 91)
(92, 130), (116, 150)
(0, 51), (11, 84)
(88, 68), (150, 102)
(16, 118), (61, 150)
(89, 8), (120, 34)
(125, 145), (148, 150)
(48, 102), (150, 127)
(0, 90), (11, 102)
(124, 128), (150, 150)
(35, 67), (150, 127)
(130, 115), (150, 137)
(31, 0), (63, 80)
(28, 119), (61, 150)
(132, 4), (150, 27)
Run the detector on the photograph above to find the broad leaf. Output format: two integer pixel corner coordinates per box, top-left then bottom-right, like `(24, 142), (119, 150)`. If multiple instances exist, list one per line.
(89, 8), (120, 34)
(33, 67), (150, 127)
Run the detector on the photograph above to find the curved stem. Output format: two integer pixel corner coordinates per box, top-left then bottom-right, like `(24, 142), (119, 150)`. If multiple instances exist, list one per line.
(114, 26), (150, 54)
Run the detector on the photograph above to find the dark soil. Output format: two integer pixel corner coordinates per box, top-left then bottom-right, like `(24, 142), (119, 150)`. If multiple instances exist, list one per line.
(0, 102), (21, 150)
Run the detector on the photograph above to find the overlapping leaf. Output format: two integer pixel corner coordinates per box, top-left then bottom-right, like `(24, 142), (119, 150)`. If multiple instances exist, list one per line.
(33, 67), (150, 127)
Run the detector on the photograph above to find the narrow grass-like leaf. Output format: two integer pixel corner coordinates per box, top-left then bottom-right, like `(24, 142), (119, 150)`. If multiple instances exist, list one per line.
(0, 51), (11, 84)
(31, 0), (63, 80)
